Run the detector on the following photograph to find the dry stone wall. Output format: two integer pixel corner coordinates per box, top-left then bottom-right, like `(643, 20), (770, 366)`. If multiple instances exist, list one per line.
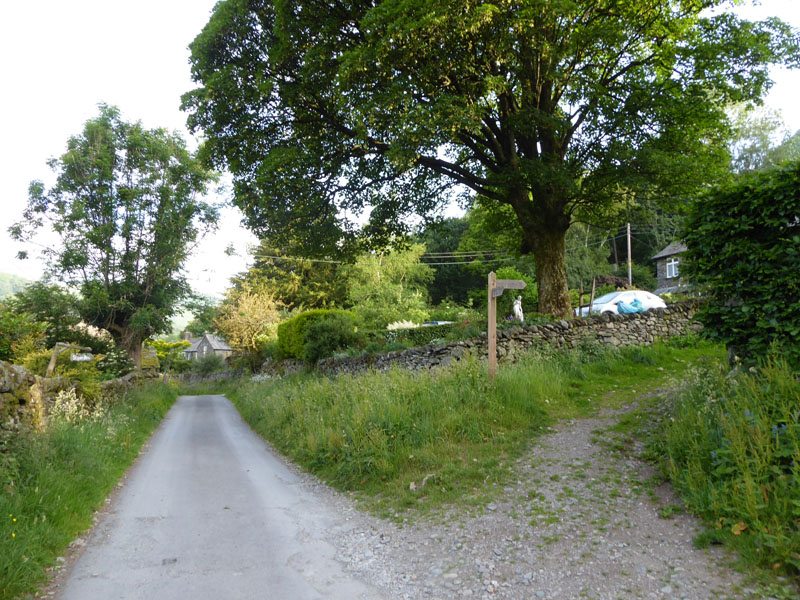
(314, 302), (702, 378)
(0, 362), (149, 431)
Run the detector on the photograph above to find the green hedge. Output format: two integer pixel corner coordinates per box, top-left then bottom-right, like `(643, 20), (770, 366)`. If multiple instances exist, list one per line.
(303, 312), (360, 363)
(277, 309), (357, 359)
(683, 162), (800, 367)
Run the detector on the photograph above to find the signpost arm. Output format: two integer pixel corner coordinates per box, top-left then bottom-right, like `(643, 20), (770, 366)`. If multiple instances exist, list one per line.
(45, 343), (93, 377)
(488, 271), (497, 378)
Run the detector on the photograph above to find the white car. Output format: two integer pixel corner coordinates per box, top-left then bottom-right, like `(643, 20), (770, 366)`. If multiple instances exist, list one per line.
(574, 290), (666, 317)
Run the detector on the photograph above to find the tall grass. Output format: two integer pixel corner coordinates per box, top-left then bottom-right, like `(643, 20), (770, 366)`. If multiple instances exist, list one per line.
(225, 339), (718, 517)
(655, 357), (800, 580)
(0, 383), (178, 599)
(229, 356), (549, 514)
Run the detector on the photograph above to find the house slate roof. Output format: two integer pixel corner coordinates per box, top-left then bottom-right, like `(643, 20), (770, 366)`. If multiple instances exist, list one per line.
(182, 333), (232, 354)
(651, 241), (687, 261)
(205, 334), (232, 352)
(184, 337), (202, 354)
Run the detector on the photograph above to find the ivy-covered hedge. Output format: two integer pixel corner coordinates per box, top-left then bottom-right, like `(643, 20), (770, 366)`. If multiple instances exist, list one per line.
(277, 309), (357, 359)
(683, 163), (800, 366)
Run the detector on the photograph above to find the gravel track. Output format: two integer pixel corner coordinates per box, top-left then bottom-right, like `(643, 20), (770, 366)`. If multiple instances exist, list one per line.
(322, 403), (757, 600)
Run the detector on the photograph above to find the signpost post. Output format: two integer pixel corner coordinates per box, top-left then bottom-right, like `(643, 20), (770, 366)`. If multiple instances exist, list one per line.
(487, 271), (526, 378)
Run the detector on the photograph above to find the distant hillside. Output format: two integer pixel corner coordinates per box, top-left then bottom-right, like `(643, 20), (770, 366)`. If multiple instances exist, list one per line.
(0, 273), (31, 298)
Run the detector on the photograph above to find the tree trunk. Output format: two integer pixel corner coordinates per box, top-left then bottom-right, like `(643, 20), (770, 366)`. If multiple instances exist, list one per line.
(120, 327), (144, 369)
(529, 226), (572, 318)
(508, 187), (572, 319)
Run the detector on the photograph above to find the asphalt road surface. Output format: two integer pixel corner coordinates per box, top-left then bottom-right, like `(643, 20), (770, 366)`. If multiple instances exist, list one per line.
(56, 395), (386, 600)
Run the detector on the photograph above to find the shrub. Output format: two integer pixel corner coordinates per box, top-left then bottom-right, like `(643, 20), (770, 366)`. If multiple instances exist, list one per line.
(18, 349), (53, 377)
(427, 301), (482, 323)
(95, 346), (135, 380)
(630, 261), (657, 291)
(277, 309), (356, 359)
(213, 283), (283, 371)
(192, 353), (225, 376)
(683, 162), (800, 367)
(144, 339), (191, 373)
(303, 312), (361, 363)
(277, 309), (329, 359)
(0, 303), (46, 362)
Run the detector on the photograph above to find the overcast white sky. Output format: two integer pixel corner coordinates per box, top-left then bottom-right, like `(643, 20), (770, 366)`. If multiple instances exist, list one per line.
(1, 0), (799, 298)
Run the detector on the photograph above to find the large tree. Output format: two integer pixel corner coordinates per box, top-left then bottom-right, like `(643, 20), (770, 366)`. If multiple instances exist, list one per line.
(11, 105), (218, 366)
(182, 0), (796, 317)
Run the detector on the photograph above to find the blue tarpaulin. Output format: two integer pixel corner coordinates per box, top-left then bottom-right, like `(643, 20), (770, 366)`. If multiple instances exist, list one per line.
(617, 298), (645, 314)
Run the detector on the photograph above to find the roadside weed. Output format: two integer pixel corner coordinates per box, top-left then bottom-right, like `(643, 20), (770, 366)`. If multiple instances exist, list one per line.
(0, 383), (178, 598)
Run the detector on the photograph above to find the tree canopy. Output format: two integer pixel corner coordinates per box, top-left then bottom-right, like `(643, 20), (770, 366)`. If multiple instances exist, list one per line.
(6, 281), (111, 353)
(728, 104), (800, 173)
(183, 0), (797, 317)
(341, 244), (434, 329)
(231, 239), (347, 310)
(11, 105), (218, 366)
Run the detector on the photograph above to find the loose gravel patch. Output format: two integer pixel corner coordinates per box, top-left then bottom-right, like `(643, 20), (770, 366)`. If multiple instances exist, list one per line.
(320, 402), (759, 600)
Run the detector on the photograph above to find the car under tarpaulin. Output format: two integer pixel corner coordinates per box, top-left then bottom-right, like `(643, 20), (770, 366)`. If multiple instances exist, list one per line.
(617, 298), (645, 314)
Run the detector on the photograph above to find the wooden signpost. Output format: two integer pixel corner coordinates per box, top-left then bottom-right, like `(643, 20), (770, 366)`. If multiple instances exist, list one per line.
(487, 271), (526, 378)
(45, 342), (93, 377)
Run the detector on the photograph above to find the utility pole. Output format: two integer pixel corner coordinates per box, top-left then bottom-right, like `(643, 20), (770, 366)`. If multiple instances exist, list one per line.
(627, 223), (632, 286)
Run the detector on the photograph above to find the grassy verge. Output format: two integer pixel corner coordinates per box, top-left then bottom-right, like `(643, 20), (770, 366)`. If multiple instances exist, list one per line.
(647, 356), (800, 595)
(0, 382), (179, 599)
(218, 337), (722, 519)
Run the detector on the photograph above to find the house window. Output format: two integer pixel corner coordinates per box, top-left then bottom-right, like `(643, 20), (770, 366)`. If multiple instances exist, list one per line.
(666, 257), (679, 279)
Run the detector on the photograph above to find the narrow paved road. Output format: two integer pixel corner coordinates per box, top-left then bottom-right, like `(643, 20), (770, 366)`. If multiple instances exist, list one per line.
(56, 395), (386, 600)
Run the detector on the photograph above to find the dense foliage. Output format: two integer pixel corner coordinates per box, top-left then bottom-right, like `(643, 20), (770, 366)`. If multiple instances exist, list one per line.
(341, 245), (434, 330)
(213, 283), (283, 370)
(6, 282), (111, 354)
(0, 302), (45, 363)
(302, 312), (360, 364)
(10, 105), (218, 366)
(183, 296), (220, 337)
(144, 339), (192, 373)
(277, 309), (357, 360)
(683, 162), (800, 366)
(183, 0), (796, 317)
(656, 357), (800, 581)
(232, 239), (347, 310)
(414, 218), (484, 305)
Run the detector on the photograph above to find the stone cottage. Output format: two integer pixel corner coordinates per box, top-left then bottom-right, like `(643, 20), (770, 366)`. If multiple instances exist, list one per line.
(652, 241), (687, 296)
(183, 332), (233, 363)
